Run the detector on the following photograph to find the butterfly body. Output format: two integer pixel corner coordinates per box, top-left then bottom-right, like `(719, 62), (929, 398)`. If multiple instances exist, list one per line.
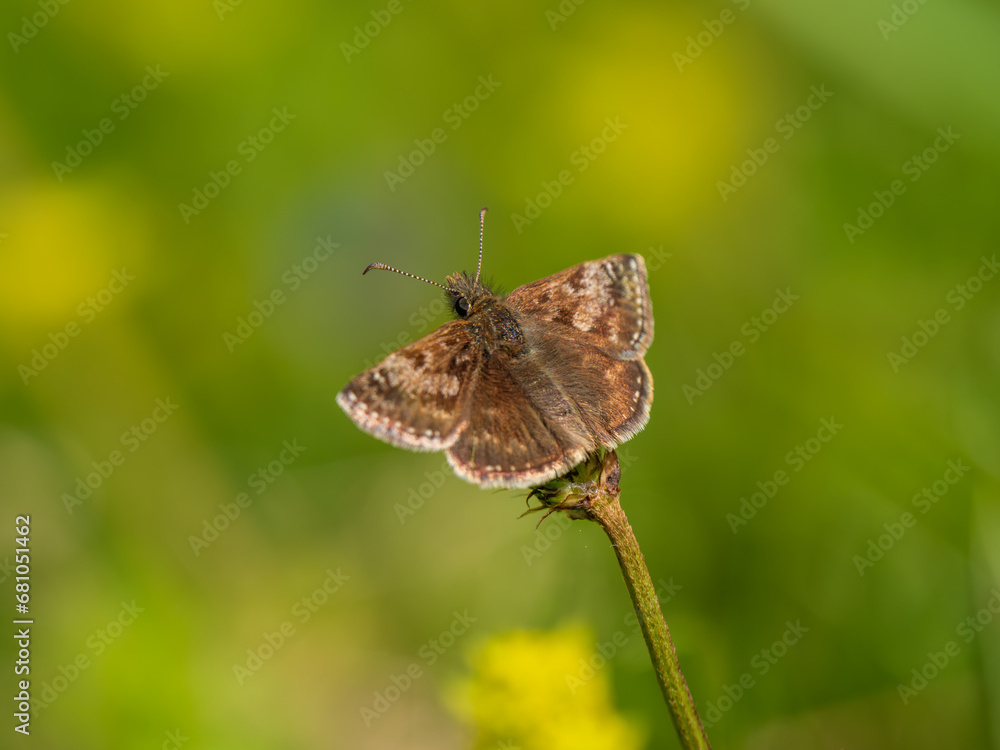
(445, 273), (526, 355)
(338, 253), (654, 489)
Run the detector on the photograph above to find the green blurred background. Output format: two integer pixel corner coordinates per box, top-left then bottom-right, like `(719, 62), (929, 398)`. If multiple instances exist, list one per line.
(1, 0), (999, 747)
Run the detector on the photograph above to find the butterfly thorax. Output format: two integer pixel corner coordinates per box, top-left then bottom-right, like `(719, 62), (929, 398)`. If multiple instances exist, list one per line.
(446, 272), (525, 357)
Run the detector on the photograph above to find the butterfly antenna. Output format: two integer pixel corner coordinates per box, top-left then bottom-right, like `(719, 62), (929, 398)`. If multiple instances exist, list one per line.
(474, 206), (488, 285)
(362, 262), (452, 291)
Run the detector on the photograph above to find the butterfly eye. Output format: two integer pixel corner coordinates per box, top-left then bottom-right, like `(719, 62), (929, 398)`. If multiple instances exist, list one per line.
(454, 297), (470, 317)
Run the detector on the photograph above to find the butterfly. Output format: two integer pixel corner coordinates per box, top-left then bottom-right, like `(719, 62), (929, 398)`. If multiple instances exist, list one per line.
(337, 208), (653, 489)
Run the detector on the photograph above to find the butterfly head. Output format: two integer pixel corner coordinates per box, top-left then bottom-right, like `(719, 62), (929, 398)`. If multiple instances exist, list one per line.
(363, 207), (496, 321)
(444, 272), (496, 319)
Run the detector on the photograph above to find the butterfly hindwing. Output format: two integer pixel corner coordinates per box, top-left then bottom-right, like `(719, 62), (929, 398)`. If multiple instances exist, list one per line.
(445, 351), (590, 488)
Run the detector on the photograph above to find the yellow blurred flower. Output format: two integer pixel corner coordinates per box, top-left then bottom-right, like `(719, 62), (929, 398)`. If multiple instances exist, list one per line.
(447, 626), (646, 750)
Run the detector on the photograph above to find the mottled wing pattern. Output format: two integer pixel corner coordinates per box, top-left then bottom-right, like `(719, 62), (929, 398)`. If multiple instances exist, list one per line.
(337, 322), (481, 451)
(446, 352), (591, 489)
(506, 254), (653, 360)
(561, 345), (652, 444)
(513, 327), (653, 449)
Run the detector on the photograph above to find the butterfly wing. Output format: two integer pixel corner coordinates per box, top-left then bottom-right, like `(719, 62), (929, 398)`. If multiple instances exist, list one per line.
(337, 322), (481, 451)
(445, 350), (592, 488)
(506, 253), (654, 452)
(506, 253), (653, 360)
(340, 253), (655, 488)
(524, 333), (653, 446)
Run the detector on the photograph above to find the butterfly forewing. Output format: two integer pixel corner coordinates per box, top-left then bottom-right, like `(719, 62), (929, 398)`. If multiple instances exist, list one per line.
(336, 322), (481, 451)
(506, 254), (653, 360)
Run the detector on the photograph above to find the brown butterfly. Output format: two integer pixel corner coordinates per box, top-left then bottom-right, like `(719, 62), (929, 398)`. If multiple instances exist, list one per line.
(337, 208), (653, 489)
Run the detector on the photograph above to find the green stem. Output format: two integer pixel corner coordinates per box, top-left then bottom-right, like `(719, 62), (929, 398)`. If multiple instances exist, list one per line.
(586, 476), (711, 749)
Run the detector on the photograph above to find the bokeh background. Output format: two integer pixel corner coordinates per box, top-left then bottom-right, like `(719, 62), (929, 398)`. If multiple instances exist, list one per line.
(1, 0), (999, 748)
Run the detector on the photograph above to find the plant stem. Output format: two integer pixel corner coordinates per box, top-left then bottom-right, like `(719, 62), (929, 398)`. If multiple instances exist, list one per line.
(585, 453), (711, 750)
